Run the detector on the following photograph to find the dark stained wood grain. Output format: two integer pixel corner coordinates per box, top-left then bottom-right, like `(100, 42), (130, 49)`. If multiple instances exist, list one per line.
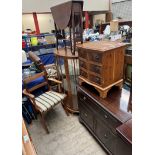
(78, 85), (132, 155)
(116, 119), (132, 145)
(78, 85), (132, 124)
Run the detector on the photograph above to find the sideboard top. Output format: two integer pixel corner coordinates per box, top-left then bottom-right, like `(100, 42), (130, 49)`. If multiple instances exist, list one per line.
(76, 40), (127, 52)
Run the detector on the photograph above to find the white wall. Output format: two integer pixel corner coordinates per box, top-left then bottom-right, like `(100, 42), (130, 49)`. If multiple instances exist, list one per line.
(22, 0), (72, 12)
(22, 13), (55, 33)
(22, 0), (111, 33)
(37, 14), (55, 33)
(22, 0), (110, 13)
(22, 14), (35, 31)
(83, 0), (109, 11)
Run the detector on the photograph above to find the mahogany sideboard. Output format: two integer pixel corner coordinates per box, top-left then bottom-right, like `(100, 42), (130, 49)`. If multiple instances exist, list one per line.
(78, 84), (132, 155)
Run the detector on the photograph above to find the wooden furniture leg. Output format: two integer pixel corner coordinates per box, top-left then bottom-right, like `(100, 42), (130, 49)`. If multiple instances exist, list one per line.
(116, 81), (123, 89)
(40, 113), (49, 134)
(61, 96), (70, 116)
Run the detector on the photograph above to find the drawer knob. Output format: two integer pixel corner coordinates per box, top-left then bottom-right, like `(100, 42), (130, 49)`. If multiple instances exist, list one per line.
(95, 77), (100, 82)
(83, 96), (86, 100)
(95, 55), (99, 60)
(95, 66), (99, 72)
(104, 134), (108, 138)
(104, 115), (108, 119)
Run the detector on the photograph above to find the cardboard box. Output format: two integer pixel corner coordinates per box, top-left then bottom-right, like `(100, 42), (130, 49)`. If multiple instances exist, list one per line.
(110, 20), (119, 32)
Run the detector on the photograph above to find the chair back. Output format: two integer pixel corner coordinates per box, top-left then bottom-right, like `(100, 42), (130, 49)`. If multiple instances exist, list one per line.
(23, 71), (50, 93)
(28, 51), (47, 75)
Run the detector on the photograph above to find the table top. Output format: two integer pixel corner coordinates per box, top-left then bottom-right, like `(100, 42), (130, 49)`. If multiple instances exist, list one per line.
(116, 119), (132, 144)
(76, 40), (127, 52)
(54, 49), (78, 58)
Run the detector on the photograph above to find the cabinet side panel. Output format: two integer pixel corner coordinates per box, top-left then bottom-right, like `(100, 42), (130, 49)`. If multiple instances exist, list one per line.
(102, 50), (115, 87)
(113, 47), (125, 82)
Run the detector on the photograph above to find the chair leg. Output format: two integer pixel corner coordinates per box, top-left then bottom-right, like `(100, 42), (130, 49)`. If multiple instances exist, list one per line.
(40, 113), (49, 134)
(61, 102), (69, 116)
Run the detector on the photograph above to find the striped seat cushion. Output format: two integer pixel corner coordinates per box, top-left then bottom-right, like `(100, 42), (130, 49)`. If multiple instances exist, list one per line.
(35, 91), (66, 112)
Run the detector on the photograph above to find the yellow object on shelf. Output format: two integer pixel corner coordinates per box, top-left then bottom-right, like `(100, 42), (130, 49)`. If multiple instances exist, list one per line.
(31, 37), (38, 46)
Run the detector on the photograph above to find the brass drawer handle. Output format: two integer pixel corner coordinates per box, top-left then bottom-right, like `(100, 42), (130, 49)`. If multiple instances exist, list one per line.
(95, 77), (100, 82)
(104, 134), (108, 138)
(83, 96), (86, 100)
(95, 66), (100, 72)
(84, 113), (87, 117)
(95, 55), (99, 60)
(104, 114), (108, 119)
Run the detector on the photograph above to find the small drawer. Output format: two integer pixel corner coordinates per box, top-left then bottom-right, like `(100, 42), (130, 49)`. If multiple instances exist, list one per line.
(79, 91), (121, 130)
(89, 64), (102, 74)
(99, 109), (121, 130)
(78, 48), (87, 59)
(79, 60), (87, 69)
(95, 119), (115, 144)
(79, 103), (94, 130)
(89, 74), (102, 85)
(88, 52), (103, 63)
(78, 93), (96, 111)
(80, 69), (88, 78)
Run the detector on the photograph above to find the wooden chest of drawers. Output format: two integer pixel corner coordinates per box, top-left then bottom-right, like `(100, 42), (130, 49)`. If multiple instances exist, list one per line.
(77, 41), (126, 98)
(78, 85), (132, 155)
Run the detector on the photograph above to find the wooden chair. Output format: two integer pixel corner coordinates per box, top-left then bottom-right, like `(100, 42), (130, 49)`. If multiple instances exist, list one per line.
(28, 51), (62, 92)
(23, 71), (68, 134)
(28, 51), (57, 78)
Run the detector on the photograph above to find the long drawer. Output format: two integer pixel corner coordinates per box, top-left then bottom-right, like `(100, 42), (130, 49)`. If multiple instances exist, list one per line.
(78, 101), (94, 130)
(79, 59), (87, 69)
(80, 69), (88, 79)
(95, 118), (116, 144)
(78, 91), (121, 131)
(89, 64), (102, 75)
(89, 74), (102, 86)
(88, 52), (103, 64)
(78, 48), (87, 59)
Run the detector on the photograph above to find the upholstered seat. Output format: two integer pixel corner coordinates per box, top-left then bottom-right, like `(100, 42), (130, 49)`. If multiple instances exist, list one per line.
(35, 91), (66, 112)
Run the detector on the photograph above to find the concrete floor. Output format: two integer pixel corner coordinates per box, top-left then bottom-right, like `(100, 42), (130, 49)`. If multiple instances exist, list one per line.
(27, 104), (107, 155)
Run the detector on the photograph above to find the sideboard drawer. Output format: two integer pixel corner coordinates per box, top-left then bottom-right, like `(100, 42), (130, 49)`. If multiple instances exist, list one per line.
(78, 90), (121, 130)
(79, 103), (94, 130)
(78, 49), (87, 59)
(80, 69), (88, 78)
(88, 52), (103, 63)
(79, 60), (87, 69)
(89, 64), (102, 75)
(89, 74), (102, 85)
(95, 118), (115, 145)
(99, 110), (121, 131)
